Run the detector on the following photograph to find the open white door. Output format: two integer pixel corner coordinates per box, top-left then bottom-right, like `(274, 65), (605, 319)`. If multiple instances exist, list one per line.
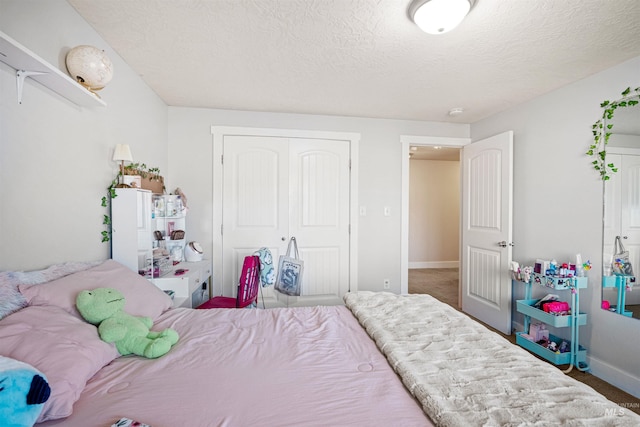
(461, 131), (513, 334)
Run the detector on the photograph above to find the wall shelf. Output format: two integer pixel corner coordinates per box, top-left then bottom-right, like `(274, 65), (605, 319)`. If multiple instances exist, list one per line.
(0, 30), (106, 107)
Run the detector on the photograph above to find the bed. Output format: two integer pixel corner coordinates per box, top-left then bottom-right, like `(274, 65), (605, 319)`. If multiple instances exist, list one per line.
(1, 260), (639, 426)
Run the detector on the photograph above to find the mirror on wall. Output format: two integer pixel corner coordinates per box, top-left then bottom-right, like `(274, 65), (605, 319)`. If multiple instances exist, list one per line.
(598, 87), (640, 319)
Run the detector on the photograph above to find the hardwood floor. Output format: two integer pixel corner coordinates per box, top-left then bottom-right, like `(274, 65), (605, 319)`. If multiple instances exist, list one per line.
(408, 267), (640, 415)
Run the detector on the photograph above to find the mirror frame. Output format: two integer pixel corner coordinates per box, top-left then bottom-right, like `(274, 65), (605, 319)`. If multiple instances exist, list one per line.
(588, 86), (640, 181)
(598, 86), (640, 320)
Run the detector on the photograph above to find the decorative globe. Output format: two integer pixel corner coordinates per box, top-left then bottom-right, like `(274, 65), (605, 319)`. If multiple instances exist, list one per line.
(65, 45), (113, 92)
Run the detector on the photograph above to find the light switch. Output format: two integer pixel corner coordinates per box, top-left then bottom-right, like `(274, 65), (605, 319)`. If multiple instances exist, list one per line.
(384, 207), (391, 216)
(359, 206), (367, 216)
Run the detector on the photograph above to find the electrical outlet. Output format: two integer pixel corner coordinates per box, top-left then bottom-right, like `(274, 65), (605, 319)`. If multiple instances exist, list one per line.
(383, 279), (390, 289)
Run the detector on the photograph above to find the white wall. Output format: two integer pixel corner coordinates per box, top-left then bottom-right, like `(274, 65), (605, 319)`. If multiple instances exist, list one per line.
(0, 0), (168, 270)
(167, 107), (468, 293)
(408, 159), (460, 267)
(472, 55), (640, 397)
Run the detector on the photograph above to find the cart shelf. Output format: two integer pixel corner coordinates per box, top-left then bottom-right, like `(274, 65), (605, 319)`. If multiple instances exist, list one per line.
(516, 332), (587, 366)
(516, 299), (587, 327)
(530, 272), (587, 290)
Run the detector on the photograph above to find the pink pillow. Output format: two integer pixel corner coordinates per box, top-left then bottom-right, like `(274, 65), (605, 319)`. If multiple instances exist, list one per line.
(0, 305), (120, 422)
(19, 260), (172, 321)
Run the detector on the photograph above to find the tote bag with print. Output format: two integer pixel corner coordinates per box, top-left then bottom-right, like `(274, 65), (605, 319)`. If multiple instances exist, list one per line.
(275, 237), (304, 296)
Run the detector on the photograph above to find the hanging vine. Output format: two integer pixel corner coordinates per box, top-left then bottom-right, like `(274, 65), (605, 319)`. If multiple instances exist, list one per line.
(588, 86), (640, 180)
(101, 179), (118, 243)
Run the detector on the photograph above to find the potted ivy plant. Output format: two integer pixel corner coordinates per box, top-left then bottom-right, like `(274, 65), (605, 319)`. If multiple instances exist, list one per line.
(123, 162), (165, 194)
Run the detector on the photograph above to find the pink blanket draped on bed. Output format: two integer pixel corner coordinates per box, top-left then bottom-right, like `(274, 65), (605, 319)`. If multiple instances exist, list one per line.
(38, 305), (432, 427)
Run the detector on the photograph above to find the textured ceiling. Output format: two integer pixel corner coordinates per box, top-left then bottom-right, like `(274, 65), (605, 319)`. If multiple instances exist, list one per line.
(67, 0), (640, 123)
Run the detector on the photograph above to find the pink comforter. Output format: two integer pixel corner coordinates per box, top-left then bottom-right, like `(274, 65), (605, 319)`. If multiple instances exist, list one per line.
(39, 306), (432, 427)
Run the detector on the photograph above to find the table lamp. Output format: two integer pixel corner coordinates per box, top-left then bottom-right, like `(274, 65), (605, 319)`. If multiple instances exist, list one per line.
(113, 144), (133, 188)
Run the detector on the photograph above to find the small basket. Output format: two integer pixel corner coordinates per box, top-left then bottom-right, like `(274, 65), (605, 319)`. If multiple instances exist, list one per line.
(170, 230), (185, 240)
(153, 255), (172, 277)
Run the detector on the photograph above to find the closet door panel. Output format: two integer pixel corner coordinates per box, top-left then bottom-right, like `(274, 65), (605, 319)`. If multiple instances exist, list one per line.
(289, 139), (350, 297)
(222, 135), (289, 297)
(621, 155), (640, 275)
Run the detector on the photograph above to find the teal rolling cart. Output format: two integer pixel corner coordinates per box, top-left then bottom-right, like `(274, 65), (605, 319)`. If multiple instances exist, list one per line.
(602, 275), (634, 317)
(515, 272), (589, 373)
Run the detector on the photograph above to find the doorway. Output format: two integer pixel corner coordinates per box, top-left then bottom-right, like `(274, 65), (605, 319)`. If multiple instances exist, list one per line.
(400, 135), (470, 305)
(409, 267), (460, 307)
(406, 144), (461, 308)
(401, 132), (514, 335)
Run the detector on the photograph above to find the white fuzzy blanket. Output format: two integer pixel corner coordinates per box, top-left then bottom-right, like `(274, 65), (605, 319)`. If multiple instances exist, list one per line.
(344, 291), (640, 427)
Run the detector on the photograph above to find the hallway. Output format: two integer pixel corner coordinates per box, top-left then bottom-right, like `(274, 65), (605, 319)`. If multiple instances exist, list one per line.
(408, 267), (459, 309)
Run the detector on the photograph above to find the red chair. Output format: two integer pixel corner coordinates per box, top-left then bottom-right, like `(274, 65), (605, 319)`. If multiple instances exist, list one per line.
(196, 255), (260, 309)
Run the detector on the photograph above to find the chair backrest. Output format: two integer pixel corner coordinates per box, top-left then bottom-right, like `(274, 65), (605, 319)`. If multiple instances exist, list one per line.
(236, 255), (261, 308)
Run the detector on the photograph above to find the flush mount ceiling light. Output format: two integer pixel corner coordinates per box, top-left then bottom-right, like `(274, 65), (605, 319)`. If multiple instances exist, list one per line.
(409, 0), (476, 35)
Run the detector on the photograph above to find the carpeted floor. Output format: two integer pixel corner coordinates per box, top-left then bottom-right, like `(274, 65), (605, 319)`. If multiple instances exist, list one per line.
(626, 304), (640, 319)
(408, 267), (640, 415)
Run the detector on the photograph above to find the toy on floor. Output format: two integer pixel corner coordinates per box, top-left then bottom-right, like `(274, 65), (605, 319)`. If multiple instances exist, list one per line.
(0, 356), (51, 427)
(76, 287), (178, 358)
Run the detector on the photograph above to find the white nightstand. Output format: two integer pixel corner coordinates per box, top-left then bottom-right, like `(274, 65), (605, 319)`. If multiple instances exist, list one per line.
(150, 260), (212, 308)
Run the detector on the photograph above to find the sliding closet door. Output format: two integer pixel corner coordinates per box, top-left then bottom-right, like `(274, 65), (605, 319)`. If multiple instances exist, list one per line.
(220, 133), (351, 301)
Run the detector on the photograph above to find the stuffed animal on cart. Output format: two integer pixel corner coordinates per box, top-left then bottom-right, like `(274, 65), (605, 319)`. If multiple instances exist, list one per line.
(0, 356), (51, 427)
(76, 287), (178, 359)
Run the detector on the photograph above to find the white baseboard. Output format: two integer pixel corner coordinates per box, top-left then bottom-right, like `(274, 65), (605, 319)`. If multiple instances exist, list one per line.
(409, 261), (459, 269)
(587, 354), (640, 399)
(258, 295), (344, 309)
(512, 320), (524, 335)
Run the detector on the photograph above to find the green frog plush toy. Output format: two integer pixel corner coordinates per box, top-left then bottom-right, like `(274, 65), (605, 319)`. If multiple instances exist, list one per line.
(76, 287), (178, 358)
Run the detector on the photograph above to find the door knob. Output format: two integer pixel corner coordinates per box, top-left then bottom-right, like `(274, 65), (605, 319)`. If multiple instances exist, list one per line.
(498, 241), (507, 247)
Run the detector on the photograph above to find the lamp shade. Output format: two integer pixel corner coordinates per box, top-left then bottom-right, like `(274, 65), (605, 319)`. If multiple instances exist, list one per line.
(410, 0), (473, 35)
(113, 144), (133, 162)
